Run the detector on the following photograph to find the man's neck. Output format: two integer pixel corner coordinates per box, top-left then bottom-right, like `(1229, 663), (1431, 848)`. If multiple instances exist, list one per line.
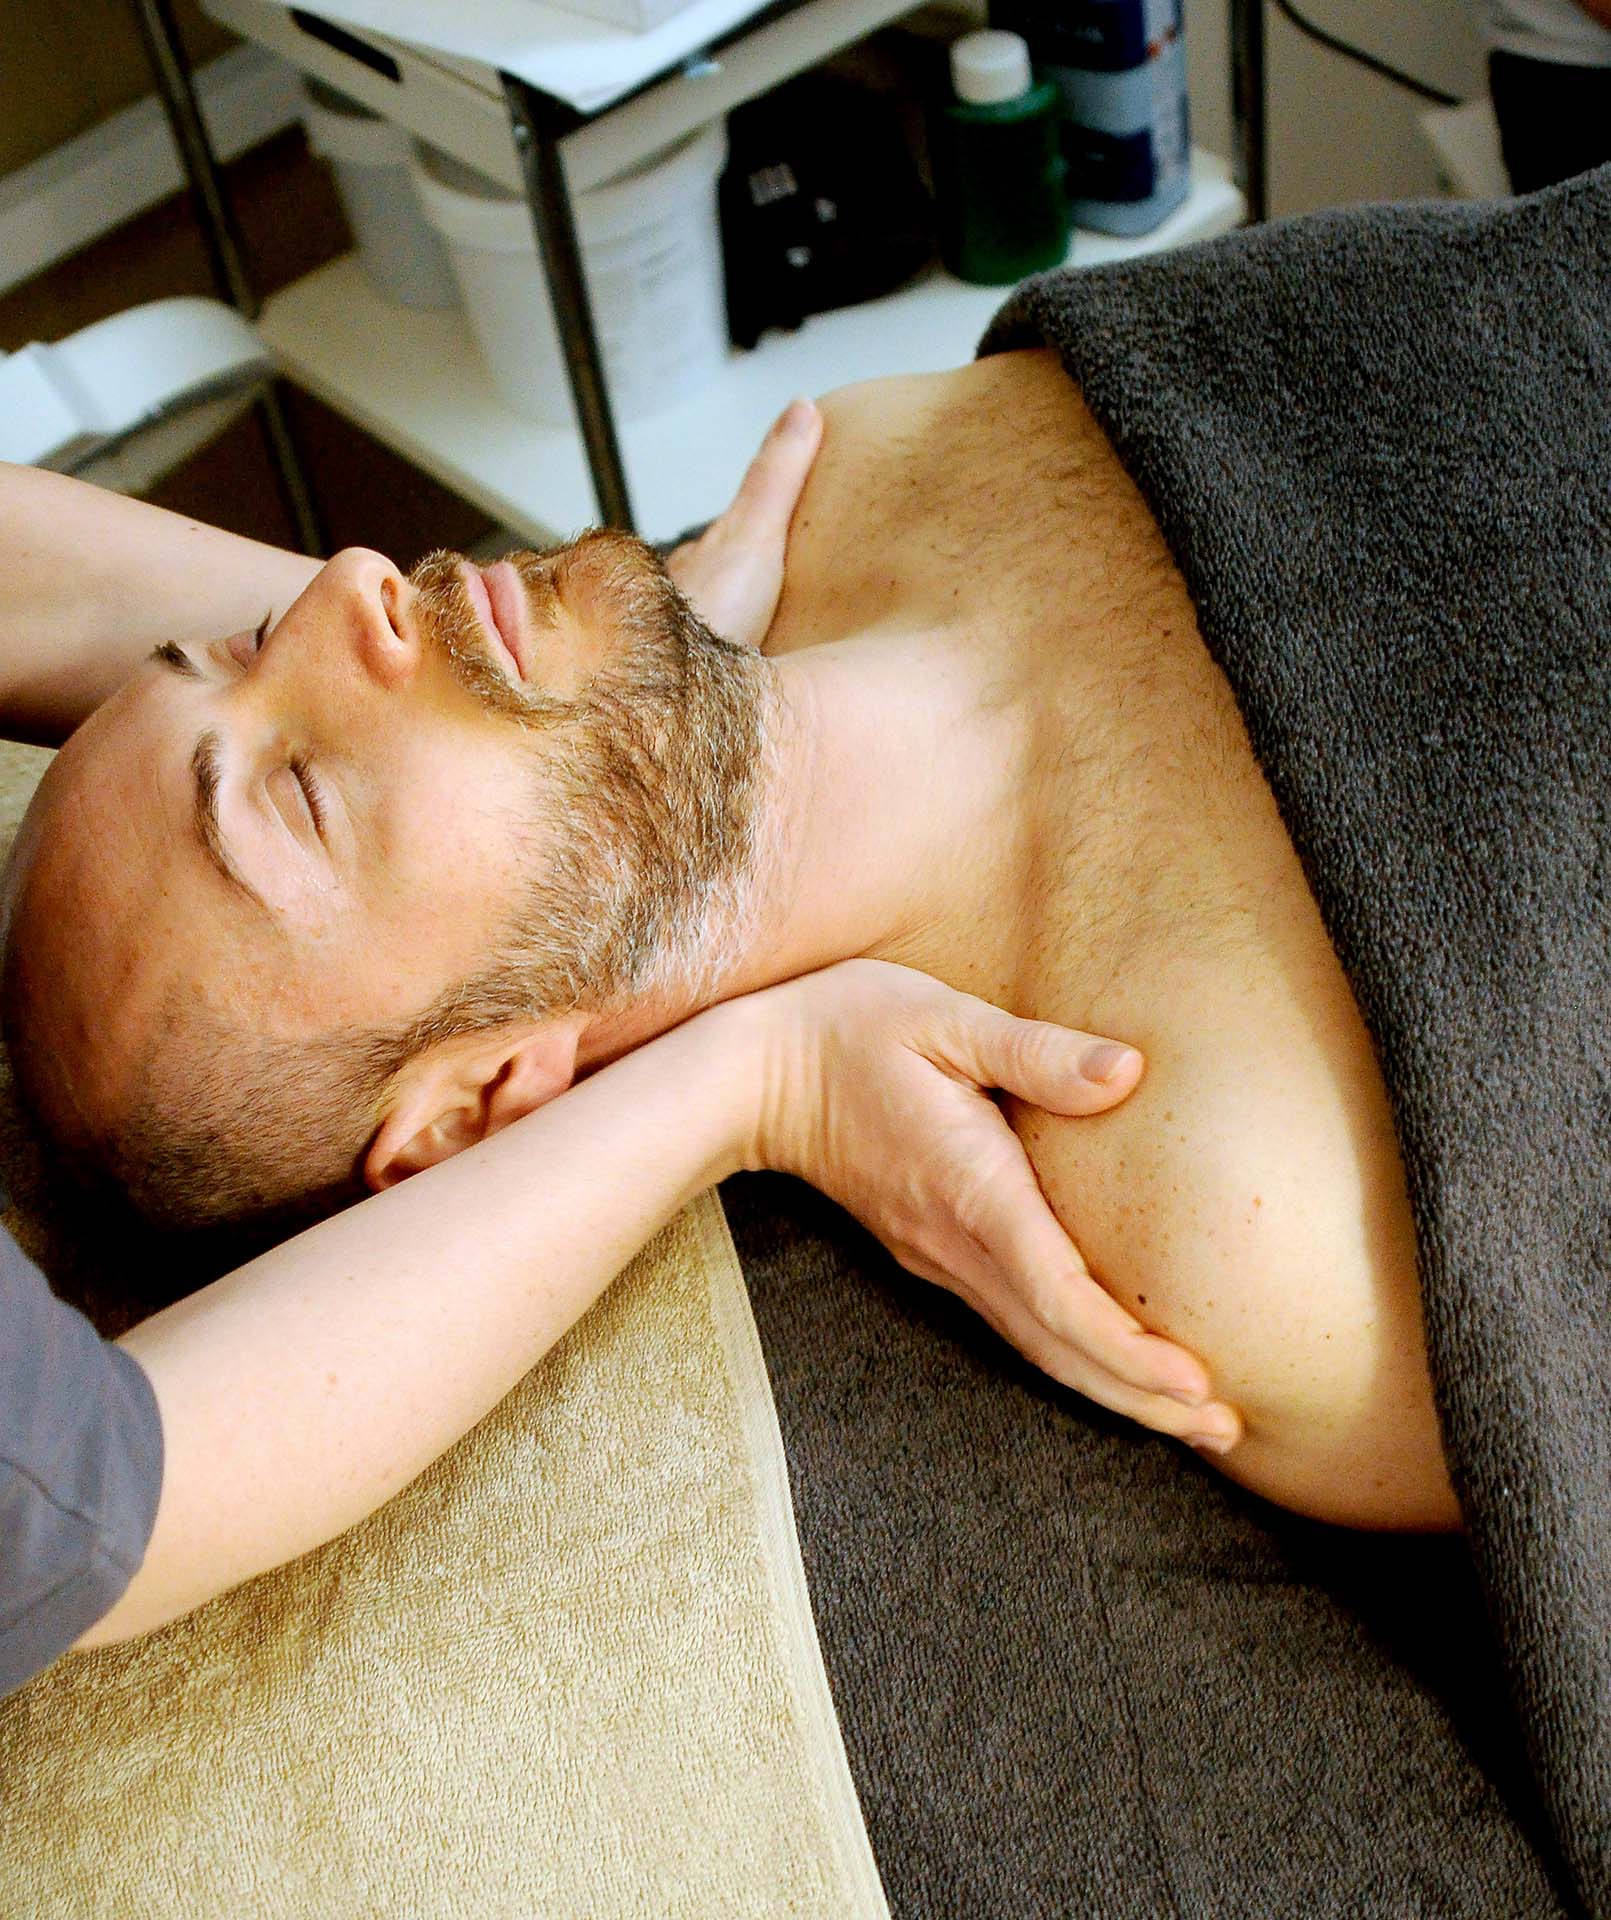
(577, 623), (1030, 1070)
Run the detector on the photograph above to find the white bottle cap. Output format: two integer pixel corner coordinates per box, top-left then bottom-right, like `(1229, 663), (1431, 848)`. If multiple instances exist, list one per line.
(950, 29), (1033, 107)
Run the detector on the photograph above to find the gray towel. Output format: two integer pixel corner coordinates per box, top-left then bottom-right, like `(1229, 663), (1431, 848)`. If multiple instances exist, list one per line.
(730, 1172), (1565, 1918)
(982, 169), (1611, 1913)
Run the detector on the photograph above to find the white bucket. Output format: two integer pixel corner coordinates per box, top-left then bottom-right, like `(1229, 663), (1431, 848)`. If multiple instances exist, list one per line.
(300, 81), (459, 310)
(408, 123), (728, 427)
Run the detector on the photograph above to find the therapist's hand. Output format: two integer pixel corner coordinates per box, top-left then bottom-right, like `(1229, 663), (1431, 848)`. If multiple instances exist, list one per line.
(734, 959), (1243, 1450)
(665, 398), (822, 649)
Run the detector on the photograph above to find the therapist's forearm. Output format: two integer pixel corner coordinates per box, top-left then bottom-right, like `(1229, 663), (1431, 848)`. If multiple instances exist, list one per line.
(0, 462), (319, 743)
(82, 1007), (755, 1651)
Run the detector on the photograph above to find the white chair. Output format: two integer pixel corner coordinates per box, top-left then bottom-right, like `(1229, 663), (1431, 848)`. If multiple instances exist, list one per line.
(0, 295), (271, 494)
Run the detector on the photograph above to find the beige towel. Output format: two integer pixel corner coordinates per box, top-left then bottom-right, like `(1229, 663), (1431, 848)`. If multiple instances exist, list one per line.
(0, 741), (886, 1919)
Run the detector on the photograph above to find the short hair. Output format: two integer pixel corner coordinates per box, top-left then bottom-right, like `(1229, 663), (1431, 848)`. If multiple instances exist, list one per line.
(97, 953), (611, 1236)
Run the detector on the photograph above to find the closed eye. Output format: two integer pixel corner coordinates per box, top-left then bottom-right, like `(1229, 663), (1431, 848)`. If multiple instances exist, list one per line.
(290, 752), (328, 839)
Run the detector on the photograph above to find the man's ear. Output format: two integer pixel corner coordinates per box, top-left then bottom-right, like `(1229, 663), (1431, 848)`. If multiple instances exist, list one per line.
(362, 1017), (585, 1192)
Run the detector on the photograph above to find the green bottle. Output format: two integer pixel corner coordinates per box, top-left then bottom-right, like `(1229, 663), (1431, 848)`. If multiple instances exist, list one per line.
(930, 29), (1070, 286)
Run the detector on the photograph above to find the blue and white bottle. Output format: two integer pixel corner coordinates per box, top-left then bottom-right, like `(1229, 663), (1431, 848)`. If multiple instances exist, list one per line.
(992, 0), (1191, 237)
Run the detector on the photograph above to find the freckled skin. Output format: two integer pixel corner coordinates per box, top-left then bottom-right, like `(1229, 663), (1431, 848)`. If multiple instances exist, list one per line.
(767, 353), (1458, 1532)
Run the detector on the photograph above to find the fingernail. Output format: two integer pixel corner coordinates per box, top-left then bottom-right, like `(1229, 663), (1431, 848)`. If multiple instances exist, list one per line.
(1187, 1430), (1237, 1457)
(1081, 1041), (1137, 1084)
(781, 397), (815, 436)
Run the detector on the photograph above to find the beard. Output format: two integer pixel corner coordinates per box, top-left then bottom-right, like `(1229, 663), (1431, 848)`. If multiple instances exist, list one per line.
(400, 529), (777, 1030)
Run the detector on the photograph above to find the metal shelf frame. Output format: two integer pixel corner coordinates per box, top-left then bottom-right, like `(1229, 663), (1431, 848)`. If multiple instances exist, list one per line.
(136, 0), (1268, 541)
(131, 0), (328, 553)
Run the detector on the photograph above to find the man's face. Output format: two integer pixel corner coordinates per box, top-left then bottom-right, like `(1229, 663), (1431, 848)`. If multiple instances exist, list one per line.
(6, 531), (758, 1174)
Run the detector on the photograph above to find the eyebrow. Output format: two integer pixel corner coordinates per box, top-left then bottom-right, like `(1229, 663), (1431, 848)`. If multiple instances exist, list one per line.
(150, 640), (201, 679)
(190, 727), (270, 916)
(148, 641), (273, 913)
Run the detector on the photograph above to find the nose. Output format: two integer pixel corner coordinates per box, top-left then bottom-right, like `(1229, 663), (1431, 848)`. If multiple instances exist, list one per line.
(320, 547), (418, 691)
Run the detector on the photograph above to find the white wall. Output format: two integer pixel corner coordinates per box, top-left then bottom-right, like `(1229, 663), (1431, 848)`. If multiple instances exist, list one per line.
(1185, 0), (1487, 213)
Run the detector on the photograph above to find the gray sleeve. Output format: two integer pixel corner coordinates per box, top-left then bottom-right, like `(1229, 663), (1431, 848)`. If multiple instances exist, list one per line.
(0, 1216), (164, 1698)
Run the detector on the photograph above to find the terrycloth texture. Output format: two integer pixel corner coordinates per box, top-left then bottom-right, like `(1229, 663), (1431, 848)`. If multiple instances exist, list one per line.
(0, 747), (884, 1918)
(0, 1190), (886, 1918)
(730, 1173), (1566, 1920)
(979, 168), (1611, 1915)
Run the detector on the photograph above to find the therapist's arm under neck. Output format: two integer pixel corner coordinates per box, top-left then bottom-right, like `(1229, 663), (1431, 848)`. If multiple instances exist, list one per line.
(71, 967), (1150, 1654)
(0, 463), (320, 746)
(73, 1004), (760, 1653)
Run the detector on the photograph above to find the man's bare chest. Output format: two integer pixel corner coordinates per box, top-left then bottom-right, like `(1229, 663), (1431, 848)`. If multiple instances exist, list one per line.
(771, 355), (1451, 1524)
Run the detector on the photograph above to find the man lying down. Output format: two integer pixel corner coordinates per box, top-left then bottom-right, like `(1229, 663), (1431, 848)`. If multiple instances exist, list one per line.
(0, 180), (1605, 1566)
(8, 367), (1453, 1525)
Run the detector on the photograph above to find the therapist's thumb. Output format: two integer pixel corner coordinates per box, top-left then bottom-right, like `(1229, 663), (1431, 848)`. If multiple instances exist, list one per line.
(727, 397), (823, 535)
(951, 1004), (1146, 1116)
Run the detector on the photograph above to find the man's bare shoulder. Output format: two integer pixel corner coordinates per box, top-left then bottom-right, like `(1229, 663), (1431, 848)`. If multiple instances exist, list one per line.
(815, 345), (1067, 415)
(769, 349), (1130, 650)
(812, 349), (1094, 471)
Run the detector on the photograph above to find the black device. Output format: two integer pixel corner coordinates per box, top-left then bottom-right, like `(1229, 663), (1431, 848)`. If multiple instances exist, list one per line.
(719, 73), (934, 350)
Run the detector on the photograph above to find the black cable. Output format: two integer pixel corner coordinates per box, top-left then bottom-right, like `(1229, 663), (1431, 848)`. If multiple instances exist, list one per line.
(1270, 0), (1464, 107)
